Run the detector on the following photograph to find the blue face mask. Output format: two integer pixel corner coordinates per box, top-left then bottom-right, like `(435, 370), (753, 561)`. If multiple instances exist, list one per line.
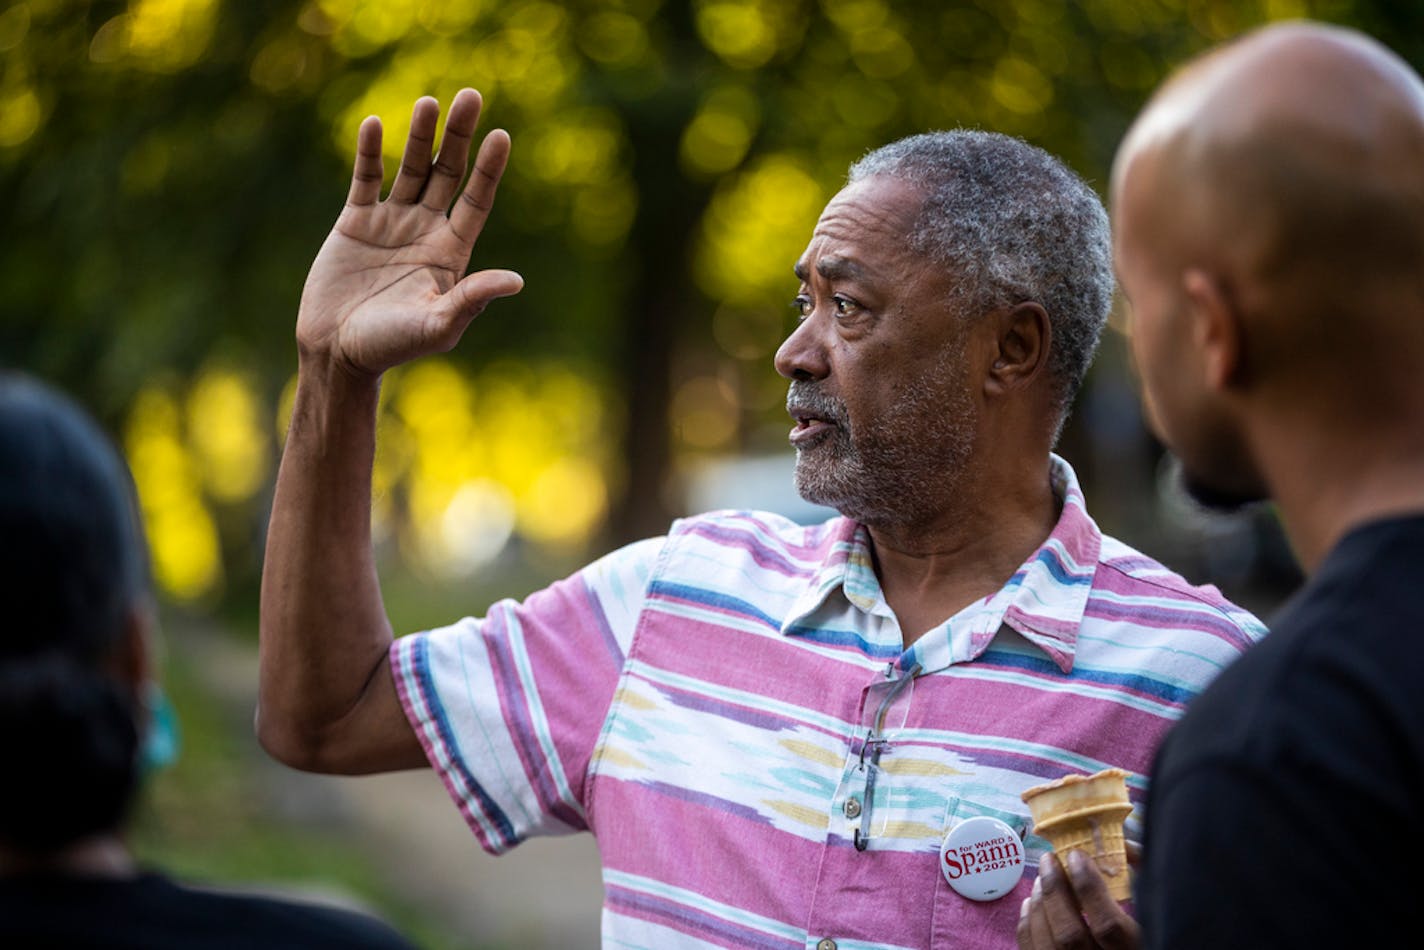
(139, 682), (180, 775)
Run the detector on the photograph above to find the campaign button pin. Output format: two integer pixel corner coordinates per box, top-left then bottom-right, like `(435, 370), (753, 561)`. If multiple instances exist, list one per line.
(940, 816), (1026, 901)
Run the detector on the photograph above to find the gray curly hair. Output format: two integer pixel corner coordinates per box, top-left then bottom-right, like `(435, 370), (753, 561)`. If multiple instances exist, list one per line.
(848, 131), (1113, 433)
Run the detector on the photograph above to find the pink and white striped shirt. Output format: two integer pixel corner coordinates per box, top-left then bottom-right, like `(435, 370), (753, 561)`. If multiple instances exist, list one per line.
(391, 455), (1264, 949)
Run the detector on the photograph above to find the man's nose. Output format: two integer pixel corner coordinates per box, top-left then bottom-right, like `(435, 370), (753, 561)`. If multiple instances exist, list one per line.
(774, 315), (829, 381)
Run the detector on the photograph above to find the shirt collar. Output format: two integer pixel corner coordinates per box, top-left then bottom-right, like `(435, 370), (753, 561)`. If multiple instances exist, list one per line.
(779, 454), (1101, 674)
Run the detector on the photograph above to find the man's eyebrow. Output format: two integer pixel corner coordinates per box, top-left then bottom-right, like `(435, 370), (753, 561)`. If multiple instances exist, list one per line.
(816, 256), (866, 282)
(792, 256), (867, 283)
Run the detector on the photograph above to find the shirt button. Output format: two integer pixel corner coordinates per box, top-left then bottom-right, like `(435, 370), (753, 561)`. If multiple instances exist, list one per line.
(843, 797), (862, 819)
(817, 939), (838, 950)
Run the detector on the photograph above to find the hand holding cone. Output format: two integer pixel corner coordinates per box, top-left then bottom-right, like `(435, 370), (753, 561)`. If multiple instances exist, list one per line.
(1020, 768), (1134, 901)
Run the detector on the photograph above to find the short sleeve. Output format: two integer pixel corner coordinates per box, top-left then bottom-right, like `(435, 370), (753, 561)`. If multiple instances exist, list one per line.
(389, 537), (663, 853)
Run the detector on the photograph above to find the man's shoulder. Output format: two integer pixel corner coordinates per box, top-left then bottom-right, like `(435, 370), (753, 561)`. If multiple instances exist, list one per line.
(1089, 531), (1268, 652)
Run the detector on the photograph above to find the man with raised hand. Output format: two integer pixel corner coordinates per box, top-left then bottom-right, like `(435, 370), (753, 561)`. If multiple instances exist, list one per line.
(1019, 21), (1424, 950)
(259, 89), (1262, 948)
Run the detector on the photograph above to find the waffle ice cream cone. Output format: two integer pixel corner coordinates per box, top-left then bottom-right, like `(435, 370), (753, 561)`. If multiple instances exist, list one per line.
(1020, 768), (1135, 901)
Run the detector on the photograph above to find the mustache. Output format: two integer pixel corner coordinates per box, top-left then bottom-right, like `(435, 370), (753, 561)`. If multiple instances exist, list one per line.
(786, 381), (848, 427)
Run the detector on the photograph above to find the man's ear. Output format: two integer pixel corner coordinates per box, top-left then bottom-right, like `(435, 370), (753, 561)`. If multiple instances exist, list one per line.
(985, 302), (1051, 396)
(1182, 269), (1244, 390)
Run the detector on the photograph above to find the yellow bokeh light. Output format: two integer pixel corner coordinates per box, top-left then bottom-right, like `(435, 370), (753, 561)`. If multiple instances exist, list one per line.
(1011, 0), (1065, 26)
(418, 0), (487, 35)
(576, 11), (651, 68)
(572, 177), (638, 249)
(990, 56), (1055, 116)
(407, 477), (516, 576)
(0, 4), (30, 52)
(124, 385), (222, 602)
(317, 0), (423, 51)
(0, 85), (41, 148)
(679, 85), (760, 178)
(694, 154), (826, 307)
(475, 6), (575, 110)
(517, 458), (608, 548)
(393, 360), (474, 440)
(820, 0), (888, 32)
(671, 375), (739, 451)
(333, 42), (474, 165)
(832, 74), (899, 129)
(1264, 0), (1308, 19)
(373, 411), (414, 497)
(349, 0), (420, 47)
(713, 304), (785, 361)
(382, 357), (610, 558)
(695, 0), (803, 70)
(187, 367), (271, 504)
(250, 34), (313, 94)
(121, 352), (614, 592)
(127, 429), (194, 513)
(119, 0), (220, 73)
(527, 112), (624, 185)
(507, 0), (568, 35)
(146, 500), (223, 601)
(850, 26), (913, 80)
(696, 0), (773, 69)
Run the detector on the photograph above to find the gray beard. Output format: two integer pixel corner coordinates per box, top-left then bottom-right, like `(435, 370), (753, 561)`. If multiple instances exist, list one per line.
(789, 346), (977, 527)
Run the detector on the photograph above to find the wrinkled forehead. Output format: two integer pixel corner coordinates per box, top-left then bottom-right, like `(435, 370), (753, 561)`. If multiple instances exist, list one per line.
(795, 176), (928, 278)
(816, 175), (925, 235)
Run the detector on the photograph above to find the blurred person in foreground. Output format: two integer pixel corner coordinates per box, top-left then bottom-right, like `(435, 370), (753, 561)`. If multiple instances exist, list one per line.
(257, 90), (1264, 947)
(0, 373), (414, 949)
(1017, 20), (1424, 950)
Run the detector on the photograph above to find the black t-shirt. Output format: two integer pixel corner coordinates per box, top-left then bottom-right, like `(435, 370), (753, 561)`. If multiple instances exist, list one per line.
(1138, 515), (1424, 948)
(0, 869), (416, 949)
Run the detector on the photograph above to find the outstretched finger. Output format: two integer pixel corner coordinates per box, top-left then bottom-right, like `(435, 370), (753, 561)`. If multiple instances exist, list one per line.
(422, 88), (483, 213)
(387, 96), (440, 204)
(450, 128), (511, 245)
(347, 116), (385, 207)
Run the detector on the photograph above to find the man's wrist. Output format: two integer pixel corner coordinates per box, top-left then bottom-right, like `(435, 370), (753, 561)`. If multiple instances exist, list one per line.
(286, 350), (383, 449)
(296, 344), (384, 394)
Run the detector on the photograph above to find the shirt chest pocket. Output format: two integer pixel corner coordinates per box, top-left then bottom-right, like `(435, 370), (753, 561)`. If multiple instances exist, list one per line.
(929, 793), (1047, 945)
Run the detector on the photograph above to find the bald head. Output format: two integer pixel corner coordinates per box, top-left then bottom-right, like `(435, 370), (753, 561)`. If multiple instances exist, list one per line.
(1114, 22), (1424, 381)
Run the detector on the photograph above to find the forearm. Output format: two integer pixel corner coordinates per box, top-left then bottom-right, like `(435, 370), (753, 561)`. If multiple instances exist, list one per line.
(256, 89), (516, 773)
(256, 356), (410, 772)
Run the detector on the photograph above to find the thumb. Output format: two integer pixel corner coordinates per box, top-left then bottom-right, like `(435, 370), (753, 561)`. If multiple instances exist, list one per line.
(423, 269), (524, 355)
(448, 268), (525, 322)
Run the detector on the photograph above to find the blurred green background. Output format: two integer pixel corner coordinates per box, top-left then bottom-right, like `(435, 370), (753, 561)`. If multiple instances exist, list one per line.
(4, 0), (1421, 946)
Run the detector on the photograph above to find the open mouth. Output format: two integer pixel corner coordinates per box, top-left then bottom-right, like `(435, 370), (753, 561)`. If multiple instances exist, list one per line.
(787, 406), (836, 444)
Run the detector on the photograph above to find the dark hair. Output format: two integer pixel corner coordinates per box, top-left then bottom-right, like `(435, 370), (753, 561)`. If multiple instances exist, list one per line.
(0, 373), (151, 853)
(848, 131), (1114, 437)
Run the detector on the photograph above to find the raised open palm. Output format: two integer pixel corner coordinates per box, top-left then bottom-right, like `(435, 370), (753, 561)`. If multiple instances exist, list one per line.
(297, 88), (523, 378)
